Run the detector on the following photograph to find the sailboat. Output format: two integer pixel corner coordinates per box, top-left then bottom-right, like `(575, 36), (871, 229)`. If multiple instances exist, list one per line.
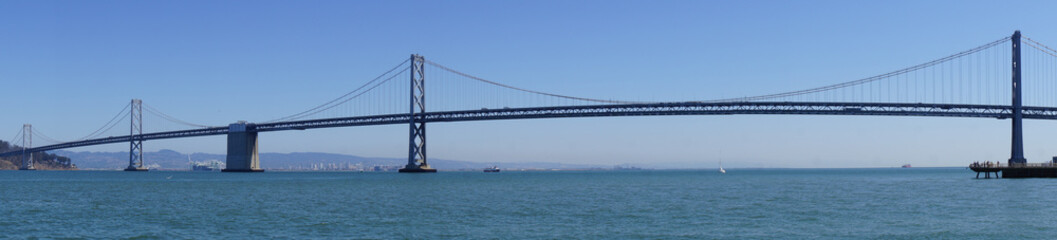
(719, 160), (726, 174)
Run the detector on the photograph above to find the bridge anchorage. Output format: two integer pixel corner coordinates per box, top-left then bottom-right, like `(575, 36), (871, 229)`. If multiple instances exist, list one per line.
(222, 121), (263, 172)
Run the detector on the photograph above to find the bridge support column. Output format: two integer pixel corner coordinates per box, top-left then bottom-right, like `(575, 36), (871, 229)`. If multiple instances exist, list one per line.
(1010, 30), (1027, 165)
(223, 121), (263, 172)
(400, 54), (436, 173)
(19, 124), (34, 171)
(125, 99), (148, 171)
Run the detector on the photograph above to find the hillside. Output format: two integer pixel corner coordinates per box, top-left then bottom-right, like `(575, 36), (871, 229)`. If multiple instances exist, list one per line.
(0, 140), (77, 170)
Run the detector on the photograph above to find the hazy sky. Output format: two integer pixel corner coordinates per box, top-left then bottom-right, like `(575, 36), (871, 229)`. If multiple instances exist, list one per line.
(3, 0), (1057, 168)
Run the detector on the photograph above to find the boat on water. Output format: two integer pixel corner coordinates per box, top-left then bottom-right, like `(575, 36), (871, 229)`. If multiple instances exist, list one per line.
(719, 160), (726, 174)
(189, 155), (222, 172)
(902, 164), (912, 168)
(484, 166), (500, 173)
(192, 163), (219, 171)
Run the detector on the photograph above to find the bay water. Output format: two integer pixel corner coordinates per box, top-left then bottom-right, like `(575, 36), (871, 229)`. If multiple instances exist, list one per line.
(1, 168), (1054, 239)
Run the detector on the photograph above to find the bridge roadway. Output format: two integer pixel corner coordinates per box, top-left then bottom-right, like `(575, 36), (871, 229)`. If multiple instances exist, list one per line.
(4, 101), (1057, 157)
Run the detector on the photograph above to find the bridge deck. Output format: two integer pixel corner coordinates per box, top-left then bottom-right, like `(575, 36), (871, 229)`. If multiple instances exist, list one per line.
(3, 101), (1057, 158)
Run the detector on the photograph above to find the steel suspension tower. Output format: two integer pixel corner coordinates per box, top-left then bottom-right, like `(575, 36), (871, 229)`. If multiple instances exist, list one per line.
(19, 124), (34, 170)
(125, 99), (148, 171)
(1009, 31), (1027, 165)
(400, 54), (437, 173)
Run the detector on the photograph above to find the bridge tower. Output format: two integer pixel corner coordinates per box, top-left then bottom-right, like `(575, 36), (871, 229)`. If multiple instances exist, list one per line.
(400, 54), (436, 173)
(125, 99), (148, 171)
(1010, 31), (1027, 165)
(19, 124), (34, 170)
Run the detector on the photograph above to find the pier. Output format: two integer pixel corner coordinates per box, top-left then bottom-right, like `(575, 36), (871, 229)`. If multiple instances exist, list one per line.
(970, 160), (1057, 179)
(969, 162), (1002, 179)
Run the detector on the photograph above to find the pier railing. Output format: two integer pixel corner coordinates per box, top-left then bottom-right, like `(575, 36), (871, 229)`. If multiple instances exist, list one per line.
(969, 162), (1004, 168)
(973, 162), (1057, 168)
(1008, 162), (1057, 168)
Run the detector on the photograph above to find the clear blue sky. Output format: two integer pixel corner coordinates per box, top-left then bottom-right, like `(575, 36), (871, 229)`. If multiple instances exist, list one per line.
(3, 0), (1057, 168)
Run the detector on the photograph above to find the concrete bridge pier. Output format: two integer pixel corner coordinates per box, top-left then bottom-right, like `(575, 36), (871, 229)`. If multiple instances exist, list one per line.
(222, 121), (263, 172)
(19, 153), (34, 171)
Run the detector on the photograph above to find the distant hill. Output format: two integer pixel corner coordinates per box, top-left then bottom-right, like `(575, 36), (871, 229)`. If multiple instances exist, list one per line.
(52, 149), (603, 170)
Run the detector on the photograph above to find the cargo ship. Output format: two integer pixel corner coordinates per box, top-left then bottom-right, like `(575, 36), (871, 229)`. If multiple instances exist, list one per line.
(192, 162), (220, 171)
(188, 155), (222, 172)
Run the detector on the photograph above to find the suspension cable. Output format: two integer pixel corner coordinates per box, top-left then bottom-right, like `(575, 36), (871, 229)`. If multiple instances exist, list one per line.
(17, 102), (135, 144)
(703, 36), (1011, 102)
(1024, 40), (1057, 58)
(77, 102), (132, 140)
(31, 128), (67, 145)
(85, 114), (129, 140)
(265, 58), (411, 123)
(8, 128), (23, 146)
(143, 103), (214, 128)
(1023, 36), (1057, 56)
(274, 65), (409, 122)
(425, 60), (648, 104)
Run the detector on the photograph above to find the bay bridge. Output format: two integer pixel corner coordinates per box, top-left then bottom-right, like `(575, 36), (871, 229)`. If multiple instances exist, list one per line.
(4, 31), (1057, 172)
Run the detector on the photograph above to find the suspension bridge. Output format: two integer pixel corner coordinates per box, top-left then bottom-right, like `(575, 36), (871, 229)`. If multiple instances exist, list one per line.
(4, 31), (1057, 173)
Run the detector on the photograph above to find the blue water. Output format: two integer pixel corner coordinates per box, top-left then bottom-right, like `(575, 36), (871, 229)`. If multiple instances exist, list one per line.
(0, 168), (1054, 239)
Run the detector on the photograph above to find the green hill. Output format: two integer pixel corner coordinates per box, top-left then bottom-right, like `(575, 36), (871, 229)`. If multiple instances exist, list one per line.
(0, 140), (76, 170)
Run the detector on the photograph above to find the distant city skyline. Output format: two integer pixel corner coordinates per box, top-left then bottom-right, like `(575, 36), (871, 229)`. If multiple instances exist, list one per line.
(3, 0), (1057, 168)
